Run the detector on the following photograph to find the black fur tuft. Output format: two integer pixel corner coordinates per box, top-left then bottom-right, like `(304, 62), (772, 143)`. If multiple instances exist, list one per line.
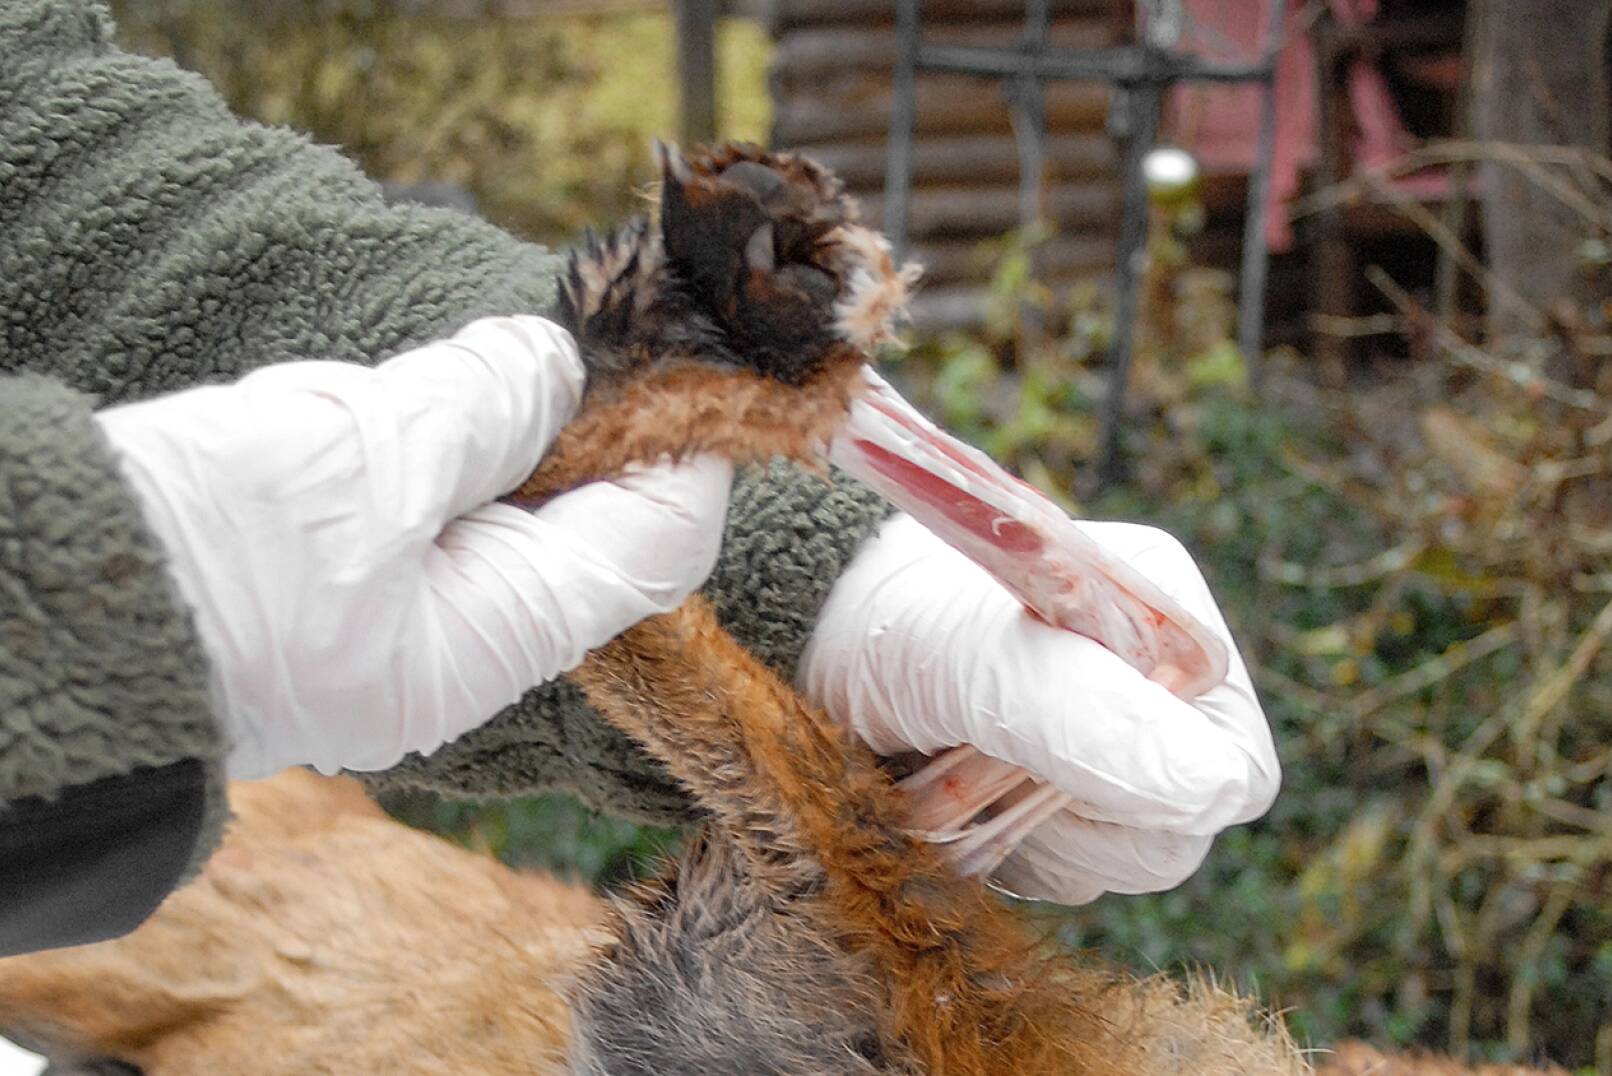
(554, 143), (916, 393)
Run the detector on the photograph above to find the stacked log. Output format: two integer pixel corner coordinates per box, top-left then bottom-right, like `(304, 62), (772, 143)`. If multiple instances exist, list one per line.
(765, 0), (1126, 328)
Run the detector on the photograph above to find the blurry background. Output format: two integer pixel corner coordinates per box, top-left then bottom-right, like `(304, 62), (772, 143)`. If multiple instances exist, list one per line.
(11, 1), (1601, 1071)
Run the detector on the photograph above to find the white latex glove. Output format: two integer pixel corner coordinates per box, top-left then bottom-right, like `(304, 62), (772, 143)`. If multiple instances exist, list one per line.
(0, 1039), (43, 1076)
(96, 316), (732, 780)
(799, 513), (1279, 905)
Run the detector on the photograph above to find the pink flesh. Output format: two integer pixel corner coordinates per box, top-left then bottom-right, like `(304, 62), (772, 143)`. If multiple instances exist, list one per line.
(935, 781), (1074, 880)
(828, 368), (1228, 693)
(826, 368), (1231, 887)
(899, 745), (1034, 833)
(899, 753), (1067, 882)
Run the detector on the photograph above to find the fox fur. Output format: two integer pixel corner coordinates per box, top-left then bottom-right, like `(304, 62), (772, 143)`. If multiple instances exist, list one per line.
(567, 597), (1308, 1075)
(518, 141), (1294, 1075)
(0, 773), (1559, 1074)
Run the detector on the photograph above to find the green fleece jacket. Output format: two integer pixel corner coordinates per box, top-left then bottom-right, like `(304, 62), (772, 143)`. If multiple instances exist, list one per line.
(0, 0), (894, 909)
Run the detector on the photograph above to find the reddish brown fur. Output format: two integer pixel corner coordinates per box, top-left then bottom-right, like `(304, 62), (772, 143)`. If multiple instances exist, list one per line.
(513, 361), (860, 503)
(524, 140), (1137, 1068)
(573, 600), (1211, 1075)
(0, 775), (1554, 1076)
(503, 142), (1474, 1074)
(0, 142), (1567, 1074)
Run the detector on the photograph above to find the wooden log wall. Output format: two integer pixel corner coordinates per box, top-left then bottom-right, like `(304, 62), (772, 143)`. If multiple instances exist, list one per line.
(765, 0), (1127, 328)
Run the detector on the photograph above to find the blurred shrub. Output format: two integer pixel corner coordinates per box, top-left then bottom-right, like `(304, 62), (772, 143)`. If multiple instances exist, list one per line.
(112, 0), (771, 244)
(380, 786), (680, 890)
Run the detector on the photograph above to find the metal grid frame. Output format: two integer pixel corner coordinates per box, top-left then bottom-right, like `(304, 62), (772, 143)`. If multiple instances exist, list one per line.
(884, 0), (1286, 486)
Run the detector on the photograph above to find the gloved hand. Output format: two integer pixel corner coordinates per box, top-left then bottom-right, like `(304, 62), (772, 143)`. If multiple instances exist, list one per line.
(798, 513), (1278, 905)
(95, 316), (732, 780)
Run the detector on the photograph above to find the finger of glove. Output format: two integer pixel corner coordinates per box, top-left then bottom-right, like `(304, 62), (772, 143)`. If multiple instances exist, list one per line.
(405, 454), (733, 755)
(98, 314), (581, 523)
(371, 315), (586, 527)
(993, 866), (1110, 907)
(148, 316), (585, 551)
(991, 812), (1213, 904)
(803, 514), (1272, 834)
(1071, 521), (1281, 822)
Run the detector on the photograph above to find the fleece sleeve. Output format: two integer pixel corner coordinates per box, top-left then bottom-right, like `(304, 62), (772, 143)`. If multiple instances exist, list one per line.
(0, 374), (225, 955)
(0, 0), (895, 828)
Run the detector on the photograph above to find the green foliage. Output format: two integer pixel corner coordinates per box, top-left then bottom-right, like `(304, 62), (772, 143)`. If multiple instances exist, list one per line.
(382, 788), (680, 890)
(113, 0), (772, 244)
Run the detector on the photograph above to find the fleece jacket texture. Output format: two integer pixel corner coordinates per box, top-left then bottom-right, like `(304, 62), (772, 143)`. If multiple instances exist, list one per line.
(0, 0), (894, 889)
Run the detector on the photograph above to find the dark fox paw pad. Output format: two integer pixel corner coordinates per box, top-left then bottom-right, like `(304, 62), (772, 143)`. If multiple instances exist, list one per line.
(558, 141), (918, 388)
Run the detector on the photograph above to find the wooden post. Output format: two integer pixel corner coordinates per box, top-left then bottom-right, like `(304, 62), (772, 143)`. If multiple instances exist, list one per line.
(1471, 0), (1612, 343)
(676, 0), (718, 148)
(884, 0), (922, 258)
(1012, 0), (1051, 233)
(1311, 10), (1354, 384)
(1237, 0), (1284, 387)
(1094, 81), (1163, 491)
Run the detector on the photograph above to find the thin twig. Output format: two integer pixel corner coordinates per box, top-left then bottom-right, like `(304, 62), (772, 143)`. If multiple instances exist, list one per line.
(1507, 885), (1575, 1056)
(1251, 662), (1339, 716)
(1410, 142), (1612, 233)
(1530, 454), (1612, 488)
(1445, 834), (1612, 865)
(1532, 795), (1612, 837)
(1511, 593), (1612, 752)
(1290, 140), (1612, 220)
(1358, 173), (1549, 332)
(1259, 540), (1422, 589)
(1307, 312), (1403, 339)
(1349, 622), (1521, 719)
(1368, 267), (1604, 412)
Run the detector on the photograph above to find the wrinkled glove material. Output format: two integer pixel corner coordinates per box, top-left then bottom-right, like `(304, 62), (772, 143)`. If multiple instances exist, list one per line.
(801, 515), (1280, 904)
(95, 317), (732, 780)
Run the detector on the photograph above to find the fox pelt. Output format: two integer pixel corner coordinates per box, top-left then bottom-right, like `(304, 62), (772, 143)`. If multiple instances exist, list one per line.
(563, 597), (1307, 1076)
(0, 775), (1556, 1076)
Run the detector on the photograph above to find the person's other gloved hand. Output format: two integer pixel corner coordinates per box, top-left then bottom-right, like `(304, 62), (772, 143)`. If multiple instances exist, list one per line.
(95, 316), (732, 780)
(798, 513), (1279, 905)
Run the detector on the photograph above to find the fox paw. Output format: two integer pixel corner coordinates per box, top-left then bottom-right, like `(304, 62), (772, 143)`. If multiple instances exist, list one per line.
(557, 141), (919, 390)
